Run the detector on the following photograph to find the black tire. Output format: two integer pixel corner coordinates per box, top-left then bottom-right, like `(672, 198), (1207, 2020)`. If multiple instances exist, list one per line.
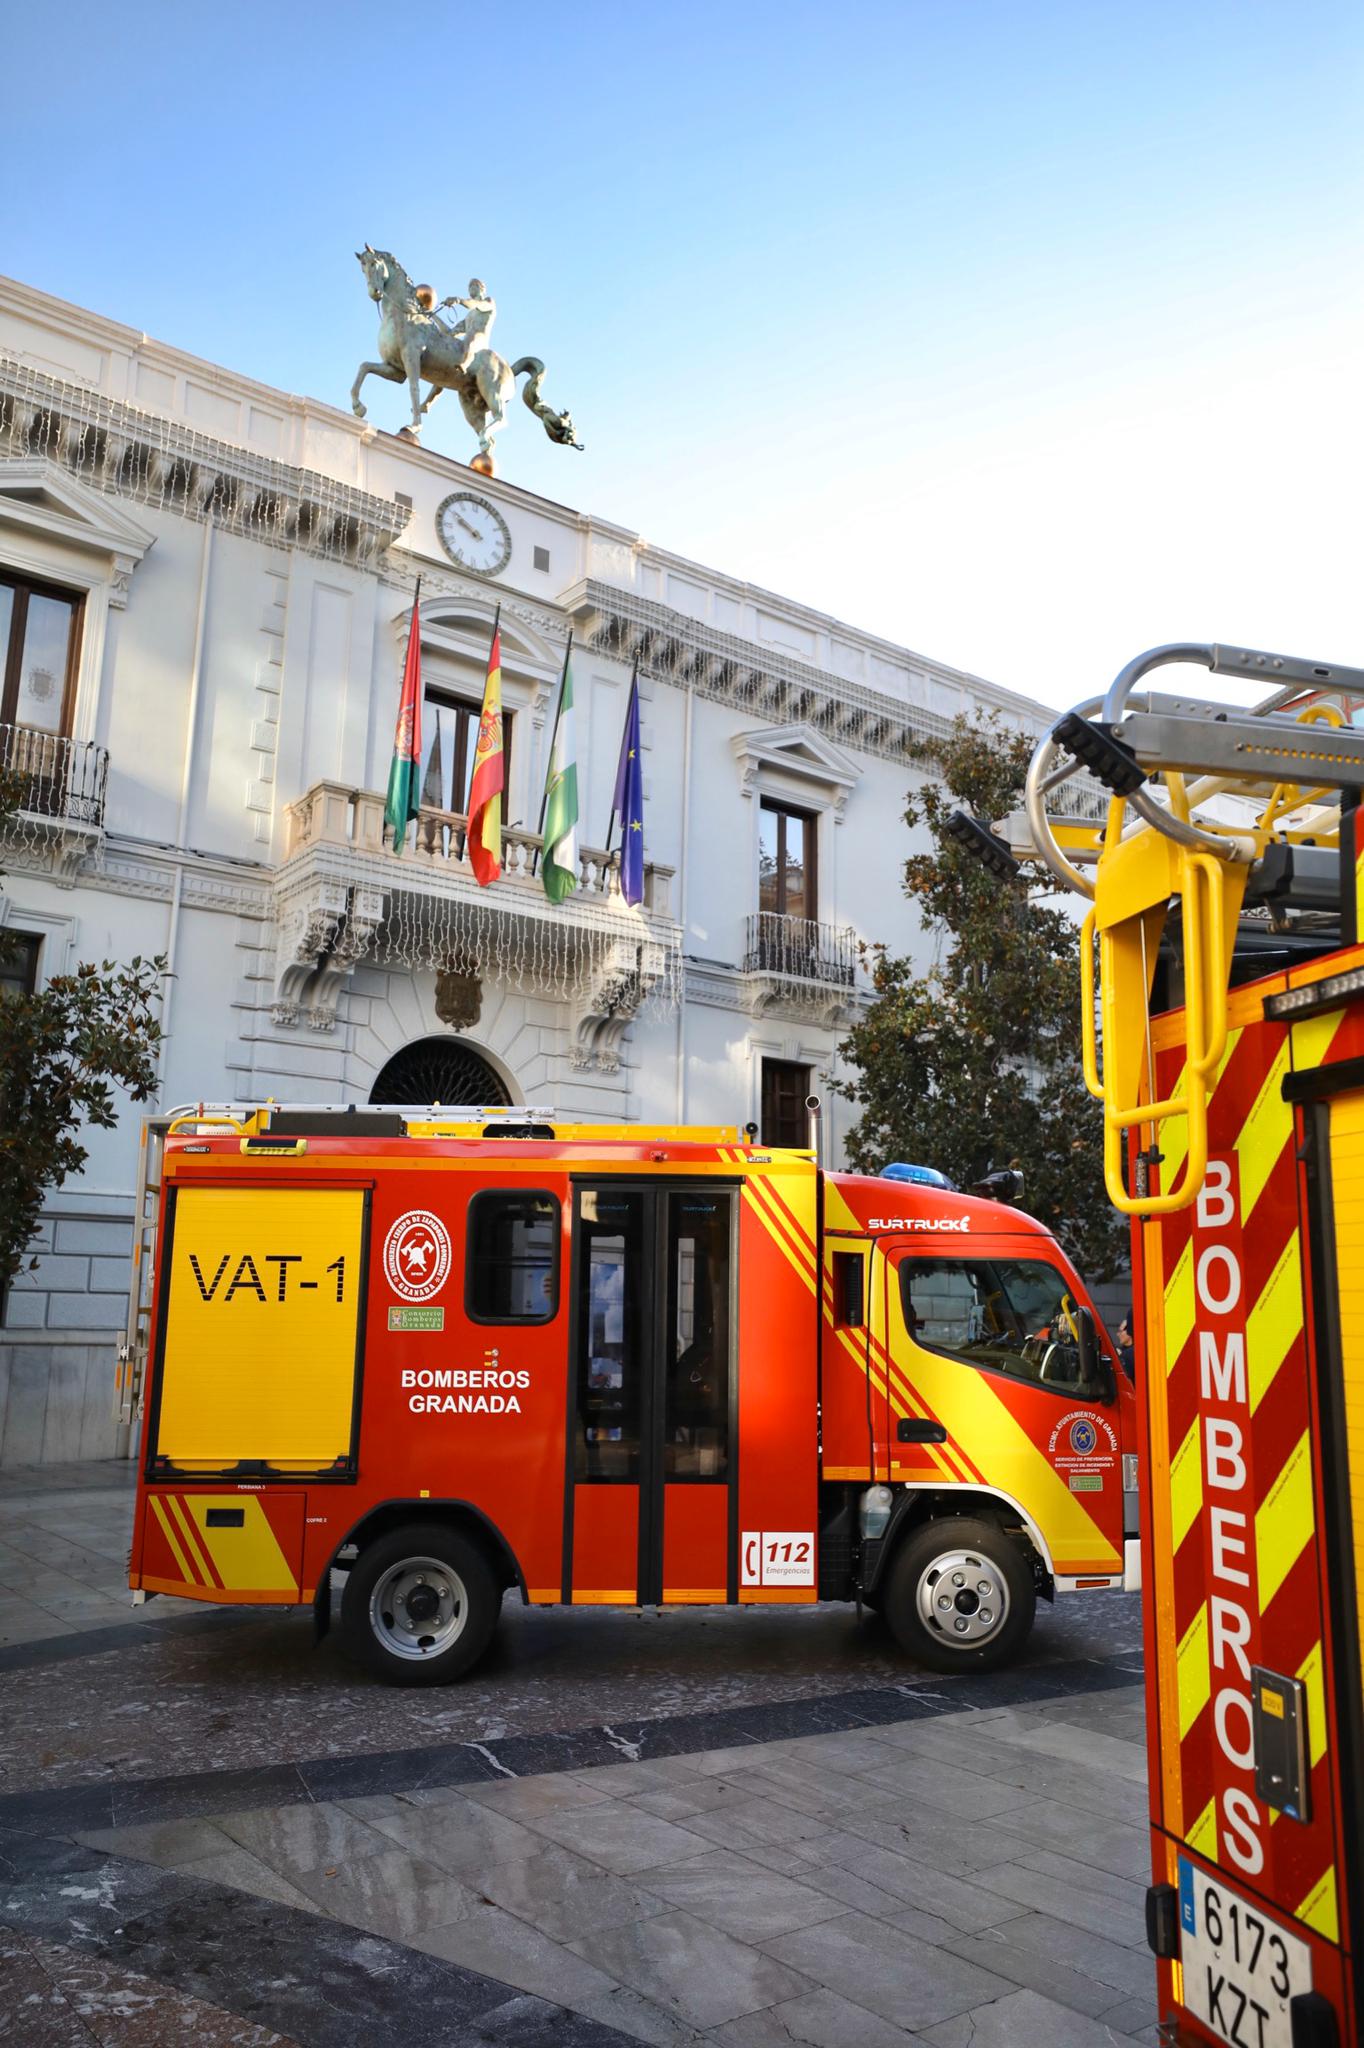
(340, 1522), (501, 1686)
(882, 1515), (1035, 1673)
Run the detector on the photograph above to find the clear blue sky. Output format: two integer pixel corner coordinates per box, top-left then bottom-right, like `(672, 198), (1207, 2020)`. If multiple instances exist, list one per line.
(5, 1), (1362, 708)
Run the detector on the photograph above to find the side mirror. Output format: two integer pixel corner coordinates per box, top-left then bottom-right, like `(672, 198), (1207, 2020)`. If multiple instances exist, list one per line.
(1077, 1305), (1116, 1404)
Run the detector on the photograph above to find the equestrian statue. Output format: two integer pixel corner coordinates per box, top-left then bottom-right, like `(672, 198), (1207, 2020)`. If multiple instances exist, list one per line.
(351, 247), (583, 475)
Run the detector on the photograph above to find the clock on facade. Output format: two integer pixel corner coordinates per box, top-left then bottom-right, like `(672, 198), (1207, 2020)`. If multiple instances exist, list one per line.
(435, 491), (512, 578)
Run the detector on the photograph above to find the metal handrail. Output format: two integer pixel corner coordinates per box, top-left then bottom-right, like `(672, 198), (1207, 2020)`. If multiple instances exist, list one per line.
(743, 911), (857, 988)
(0, 724), (109, 829)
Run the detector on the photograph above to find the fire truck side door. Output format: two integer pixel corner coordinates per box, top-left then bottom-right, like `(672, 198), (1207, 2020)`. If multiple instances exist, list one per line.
(567, 1183), (736, 1606)
(886, 1242), (1126, 1577)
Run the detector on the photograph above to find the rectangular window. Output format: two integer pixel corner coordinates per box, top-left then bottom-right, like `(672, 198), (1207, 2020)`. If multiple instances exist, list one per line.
(1, 572), (82, 736)
(832, 1249), (865, 1327)
(761, 1058), (811, 1150)
(0, 932), (41, 1002)
(758, 799), (816, 922)
(898, 1256), (1108, 1398)
(664, 1190), (732, 1479)
(420, 694), (513, 820)
(466, 1191), (559, 1322)
(575, 1188), (647, 1479)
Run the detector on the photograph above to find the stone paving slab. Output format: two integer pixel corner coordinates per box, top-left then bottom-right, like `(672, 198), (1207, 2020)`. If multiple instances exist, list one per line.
(0, 1461), (1158, 2046)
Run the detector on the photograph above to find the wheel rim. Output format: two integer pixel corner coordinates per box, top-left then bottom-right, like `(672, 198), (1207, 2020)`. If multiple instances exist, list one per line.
(370, 1555), (469, 1660)
(915, 1546), (1010, 1649)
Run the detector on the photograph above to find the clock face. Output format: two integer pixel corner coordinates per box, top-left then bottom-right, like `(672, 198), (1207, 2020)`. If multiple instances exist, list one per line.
(435, 492), (512, 578)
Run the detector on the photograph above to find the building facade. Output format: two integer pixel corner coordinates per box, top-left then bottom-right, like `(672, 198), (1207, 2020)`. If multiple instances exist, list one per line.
(0, 273), (1052, 1463)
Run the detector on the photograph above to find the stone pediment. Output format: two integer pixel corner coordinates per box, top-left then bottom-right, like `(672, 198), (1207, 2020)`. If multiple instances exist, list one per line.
(0, 458), (157, 571)
(730, 722), (862, 812)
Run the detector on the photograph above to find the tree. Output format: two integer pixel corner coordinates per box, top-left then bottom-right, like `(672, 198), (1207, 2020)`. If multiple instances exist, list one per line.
(837, 715), (1126, 1280)
(0, 772), (165, 1284)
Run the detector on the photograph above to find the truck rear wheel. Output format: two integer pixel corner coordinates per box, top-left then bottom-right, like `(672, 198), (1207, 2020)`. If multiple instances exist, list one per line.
(340, 1523), (500, 1685)
(882, 1515), (1034, 1673)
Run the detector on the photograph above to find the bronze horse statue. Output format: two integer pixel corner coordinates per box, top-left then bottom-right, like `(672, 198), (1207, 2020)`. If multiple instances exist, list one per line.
(351, 247), (583, 471)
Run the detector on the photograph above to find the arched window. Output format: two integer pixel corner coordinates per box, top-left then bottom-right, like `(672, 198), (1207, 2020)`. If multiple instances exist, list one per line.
(369, 1037), (512, 1108)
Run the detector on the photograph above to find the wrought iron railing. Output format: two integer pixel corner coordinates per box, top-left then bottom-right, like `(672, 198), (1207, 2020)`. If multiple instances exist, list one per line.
(0, 724), (109, 829)
(743, 911), (857, 987)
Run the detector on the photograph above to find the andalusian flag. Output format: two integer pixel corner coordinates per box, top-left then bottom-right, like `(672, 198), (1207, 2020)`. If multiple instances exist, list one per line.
(541, 645), (579, 904)
(384, 579), (422, 851)
(467, 612), (504, 886)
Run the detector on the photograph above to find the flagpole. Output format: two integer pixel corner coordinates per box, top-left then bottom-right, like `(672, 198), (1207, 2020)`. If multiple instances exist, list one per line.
(605, 661), (638, 858)
(532, 631), (572, 879)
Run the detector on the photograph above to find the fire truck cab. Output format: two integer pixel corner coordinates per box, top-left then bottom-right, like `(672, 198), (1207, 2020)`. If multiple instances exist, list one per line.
(125, 1106), (1134, 1686)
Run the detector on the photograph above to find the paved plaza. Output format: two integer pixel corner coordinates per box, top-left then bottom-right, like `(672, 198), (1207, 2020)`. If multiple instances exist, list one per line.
(0, 1465), (1157, 2047)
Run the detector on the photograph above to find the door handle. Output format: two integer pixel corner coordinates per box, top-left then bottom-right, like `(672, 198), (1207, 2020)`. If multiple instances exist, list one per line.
(897, 1417), (947, 1443)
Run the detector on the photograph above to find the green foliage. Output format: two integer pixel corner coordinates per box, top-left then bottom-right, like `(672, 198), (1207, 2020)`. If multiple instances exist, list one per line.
(0, 775), (165, 1283)
(837, 715), (1126, 1281)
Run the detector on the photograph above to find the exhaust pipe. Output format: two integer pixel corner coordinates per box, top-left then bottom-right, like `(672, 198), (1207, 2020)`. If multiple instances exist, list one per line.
(805, 1093), (822, 1158)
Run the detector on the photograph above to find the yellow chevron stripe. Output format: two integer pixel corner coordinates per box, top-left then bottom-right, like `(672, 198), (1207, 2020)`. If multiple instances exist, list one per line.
(1297, 1866), (1339, 1943)
(1289, 1006), (1345, 1077)
(149, 1495), (196, 1584)
(1169, 1417), (1203, 1554)
(1177, 1601), (1211, 1739)
(1255, 1432), (1314, 1613)
(183, 1495), (295, 1593)
(1236, 1041), (1291, 1223)
(1186, 1795), (1218, 1862)
(744, 1180), (817, 1291)
(1160, 1029), (1242, 1194)
(166, 1494), (217, 1586)
(1164, 1240), (1196, 1373)
(1247, 1235), (1304, 1416)
(1297, 1640), (1328, 1770)
(743, 1186), (816, 1297)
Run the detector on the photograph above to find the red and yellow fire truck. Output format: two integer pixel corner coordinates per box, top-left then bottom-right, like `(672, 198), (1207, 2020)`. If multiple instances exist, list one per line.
(121, 1105), (1135, 1686)
(1011, 642), (1364, 2048)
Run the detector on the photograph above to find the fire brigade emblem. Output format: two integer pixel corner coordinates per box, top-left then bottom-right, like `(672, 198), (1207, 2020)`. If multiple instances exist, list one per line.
(383, 1211), (452, 1302)
(1069, 1416), (1098, 1457)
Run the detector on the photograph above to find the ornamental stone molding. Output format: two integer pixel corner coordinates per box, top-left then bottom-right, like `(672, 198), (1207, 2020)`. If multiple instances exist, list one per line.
(570, 936), (671, 1073)
(566, 578), (994, 768)
(386, 562), (570, 647)
(730, 722), (861, 819)
(0, 458), (154, 608)
(0, 358), (410, 570)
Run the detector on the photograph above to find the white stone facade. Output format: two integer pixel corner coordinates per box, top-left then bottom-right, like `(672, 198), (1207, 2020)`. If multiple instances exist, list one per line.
(0, 273), (1052, 1462)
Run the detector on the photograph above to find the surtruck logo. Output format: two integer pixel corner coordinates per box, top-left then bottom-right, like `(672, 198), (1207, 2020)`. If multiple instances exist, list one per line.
(383, 1211), (452, 1303)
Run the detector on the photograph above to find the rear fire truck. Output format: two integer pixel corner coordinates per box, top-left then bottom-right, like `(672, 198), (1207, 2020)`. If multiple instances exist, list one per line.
(120, 1106), (1135, 1686)
(1007, 643), (1364, 2048)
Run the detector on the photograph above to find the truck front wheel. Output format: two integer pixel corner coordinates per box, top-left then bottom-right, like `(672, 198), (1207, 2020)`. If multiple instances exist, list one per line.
(882, 1516), (1035, 1673)
(340, 1523), (501, 1685)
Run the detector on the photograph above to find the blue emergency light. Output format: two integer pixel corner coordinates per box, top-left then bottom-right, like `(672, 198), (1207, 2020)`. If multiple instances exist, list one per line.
(880, 1162), (958, 1190)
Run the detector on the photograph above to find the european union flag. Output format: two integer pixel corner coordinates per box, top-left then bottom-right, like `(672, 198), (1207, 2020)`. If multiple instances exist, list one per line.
(612, 672), (645, 907)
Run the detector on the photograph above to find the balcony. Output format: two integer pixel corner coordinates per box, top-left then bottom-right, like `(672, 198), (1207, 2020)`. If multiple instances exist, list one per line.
(741, 911), (859, 1024)
(0, 724), (109, 881)
(274, 781), (679, 1068)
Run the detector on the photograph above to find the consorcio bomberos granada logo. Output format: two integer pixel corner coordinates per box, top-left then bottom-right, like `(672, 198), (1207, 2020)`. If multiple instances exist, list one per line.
(383, 1211), (452, 1302)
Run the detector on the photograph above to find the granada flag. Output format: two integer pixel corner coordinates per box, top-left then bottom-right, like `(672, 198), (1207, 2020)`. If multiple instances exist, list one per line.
(467, 610), (504, 885)
(384, 577), (423, 852)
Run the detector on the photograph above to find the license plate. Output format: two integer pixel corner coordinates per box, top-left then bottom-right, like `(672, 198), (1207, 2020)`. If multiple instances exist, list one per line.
(1178, 1858), (1312, 2048)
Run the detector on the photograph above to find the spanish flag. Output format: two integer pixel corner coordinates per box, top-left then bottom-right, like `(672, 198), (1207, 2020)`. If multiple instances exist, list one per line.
(467, 613), (504, 886)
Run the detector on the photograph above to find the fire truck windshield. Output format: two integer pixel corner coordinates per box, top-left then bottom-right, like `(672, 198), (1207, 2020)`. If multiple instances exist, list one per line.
(899, 1256), (1091, 1392)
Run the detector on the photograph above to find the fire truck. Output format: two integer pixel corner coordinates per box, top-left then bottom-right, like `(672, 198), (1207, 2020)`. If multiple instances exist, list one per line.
(1006, 643), (1364, 2048)
(120, 1103), (1136, 1687)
